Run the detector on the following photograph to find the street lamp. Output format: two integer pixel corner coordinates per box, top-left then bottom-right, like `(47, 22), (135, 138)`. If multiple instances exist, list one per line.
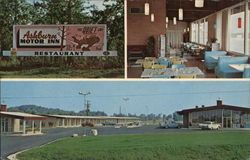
(79, 91), (91, 115)
(122, 97), (129, 125)
(122, 97), (129, 115)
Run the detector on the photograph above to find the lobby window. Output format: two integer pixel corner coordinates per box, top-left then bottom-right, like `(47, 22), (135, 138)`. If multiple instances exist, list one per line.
(204, 19), (208, 45)
(229, 4), (245, 54)
(247, 2), (250, 55)
(199, 20), (204, 44)
(216, 12), (223, 49)
(191, 23), (195, 42)
(195, 23), (199, 43)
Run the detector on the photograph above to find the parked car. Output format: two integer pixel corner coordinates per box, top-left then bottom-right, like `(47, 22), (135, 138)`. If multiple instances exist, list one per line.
(82, 122), (94, 127)
(102, 121), (116, 126)
(199, 121), (221, 130)
(160, 122), (182, 129)
(126, 121), (143, 128)
(114, 123), (124, 128)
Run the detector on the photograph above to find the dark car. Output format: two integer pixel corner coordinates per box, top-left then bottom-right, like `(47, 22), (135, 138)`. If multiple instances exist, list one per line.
(82, 122), (94, 127)
(102, 121), (116, 126)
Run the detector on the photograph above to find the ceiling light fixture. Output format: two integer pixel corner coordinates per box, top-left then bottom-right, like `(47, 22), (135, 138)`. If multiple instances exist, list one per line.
(179, 0), (183, 21)
(179, 8), (183, 20)
(151, 13), (155, 22)
(195, 0), (204, 8)
(173, 17), (177, 25)
(145, 2), (150, 15)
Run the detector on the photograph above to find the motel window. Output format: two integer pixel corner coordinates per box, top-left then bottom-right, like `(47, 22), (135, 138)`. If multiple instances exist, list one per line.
(229, 4), (245, 54)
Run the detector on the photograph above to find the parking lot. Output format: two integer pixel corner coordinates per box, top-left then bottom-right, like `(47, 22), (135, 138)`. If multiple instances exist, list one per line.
(1, 125), (250, 160)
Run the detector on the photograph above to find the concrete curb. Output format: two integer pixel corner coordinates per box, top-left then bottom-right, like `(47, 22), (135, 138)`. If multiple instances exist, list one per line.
(6, 137), (66, 160)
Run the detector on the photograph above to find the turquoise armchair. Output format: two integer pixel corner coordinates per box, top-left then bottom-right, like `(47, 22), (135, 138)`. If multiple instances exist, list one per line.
(215, 56), (249, 78)
(243, 67), (250, 78)
(204, 51), (227, 70)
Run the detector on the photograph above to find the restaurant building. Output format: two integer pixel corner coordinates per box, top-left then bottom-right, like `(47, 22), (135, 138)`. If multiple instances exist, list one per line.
(178, 100), (250, 128)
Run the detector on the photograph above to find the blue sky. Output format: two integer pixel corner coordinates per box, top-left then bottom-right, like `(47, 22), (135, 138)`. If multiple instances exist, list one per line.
(1, 81), (250, 115)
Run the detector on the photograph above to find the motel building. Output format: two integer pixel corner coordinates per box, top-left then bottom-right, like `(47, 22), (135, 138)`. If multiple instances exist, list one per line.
(42, 115), (139, 128)
(0, 104), (47, 135)
(127, 0), (250, 78)
(178, 100), (250, 128)
(0, 104), (139, 135)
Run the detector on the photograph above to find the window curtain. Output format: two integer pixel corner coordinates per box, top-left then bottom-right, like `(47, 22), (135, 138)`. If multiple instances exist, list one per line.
(166, 30), (183, 49)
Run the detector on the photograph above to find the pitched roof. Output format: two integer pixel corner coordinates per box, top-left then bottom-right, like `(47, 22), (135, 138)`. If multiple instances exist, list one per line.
(178, 105), (250, 115)
(44, 114), (140, 120)
(0, 111), (47, 120)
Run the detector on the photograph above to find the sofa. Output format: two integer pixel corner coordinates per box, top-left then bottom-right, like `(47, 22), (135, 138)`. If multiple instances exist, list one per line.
(243, 67), (250, 78)
(215, 56), (249, 78)
(204, 51), (227, 70)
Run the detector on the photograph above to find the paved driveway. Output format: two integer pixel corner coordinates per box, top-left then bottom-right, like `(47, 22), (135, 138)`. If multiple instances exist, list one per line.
(1, 126), (249, 160)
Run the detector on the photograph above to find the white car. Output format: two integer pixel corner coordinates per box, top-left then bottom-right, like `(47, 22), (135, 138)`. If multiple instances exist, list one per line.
(199, 121), (221, 130)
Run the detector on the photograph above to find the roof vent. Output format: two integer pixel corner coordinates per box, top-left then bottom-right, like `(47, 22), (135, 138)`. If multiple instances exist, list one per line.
(202, 105), (205, 108)
(217, 99), (222, 106)
(195, 106), (199, 108)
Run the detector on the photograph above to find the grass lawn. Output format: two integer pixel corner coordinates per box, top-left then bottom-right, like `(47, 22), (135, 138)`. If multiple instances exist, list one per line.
(0, 67), (124, 78)
(17, 132), (250, 160)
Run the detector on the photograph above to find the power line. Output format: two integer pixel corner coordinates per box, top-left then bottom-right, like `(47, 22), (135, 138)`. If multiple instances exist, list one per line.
(2, 90), (249, 99)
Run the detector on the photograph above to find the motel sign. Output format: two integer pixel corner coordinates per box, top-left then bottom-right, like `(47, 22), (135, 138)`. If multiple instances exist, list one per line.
(3, 25), (117, 56)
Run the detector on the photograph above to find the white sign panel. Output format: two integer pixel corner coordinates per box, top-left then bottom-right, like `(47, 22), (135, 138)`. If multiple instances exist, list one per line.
(6, 25), (114, 56)
(18, 28), (64, 47)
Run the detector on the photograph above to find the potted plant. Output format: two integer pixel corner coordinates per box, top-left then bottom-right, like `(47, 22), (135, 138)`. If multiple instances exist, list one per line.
(211, 38), (220, 51)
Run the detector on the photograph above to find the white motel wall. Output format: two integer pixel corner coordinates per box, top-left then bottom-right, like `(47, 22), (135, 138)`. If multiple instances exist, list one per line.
(42, 115), (140, 128)
(0, 105), (139, 135)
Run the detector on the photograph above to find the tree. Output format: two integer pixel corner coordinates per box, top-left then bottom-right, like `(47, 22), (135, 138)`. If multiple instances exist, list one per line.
(0, 0), (31, 55)
(0, 0), (125, 77)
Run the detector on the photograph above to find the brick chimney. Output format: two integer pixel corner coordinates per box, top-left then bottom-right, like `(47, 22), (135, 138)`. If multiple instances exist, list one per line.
(1, 104), (7, 112)
(217, 99), (222, 106)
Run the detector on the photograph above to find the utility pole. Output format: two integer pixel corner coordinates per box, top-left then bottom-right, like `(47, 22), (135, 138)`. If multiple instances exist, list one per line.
(79, 91), (91, 116)
(86, 100), (91, 116)
(122, 97), (129, 125)
(119, 106), (122, 116)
